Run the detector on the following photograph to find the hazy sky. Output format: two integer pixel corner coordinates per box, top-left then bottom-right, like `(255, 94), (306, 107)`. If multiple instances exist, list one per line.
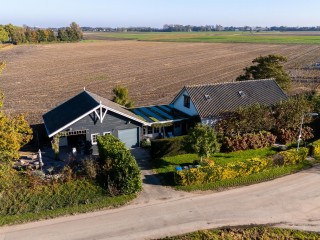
(1, 0), (319, 28)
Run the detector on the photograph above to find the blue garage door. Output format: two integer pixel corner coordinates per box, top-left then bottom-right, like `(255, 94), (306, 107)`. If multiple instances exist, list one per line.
(118, 128), (139, 148)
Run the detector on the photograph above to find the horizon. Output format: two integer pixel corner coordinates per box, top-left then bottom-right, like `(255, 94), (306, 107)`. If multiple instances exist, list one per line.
(1, 0), (320, 28)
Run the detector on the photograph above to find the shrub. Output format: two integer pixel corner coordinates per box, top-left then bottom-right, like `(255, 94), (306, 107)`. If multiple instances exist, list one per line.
(174, 157), (270, 186)
(222, 131), (276, 152)
(310, 139), (320, 158)
(278, 147), (308, 165)
(80, 157), (98, 179)
(275, 127), (313, 145)
(97, 134), (142, 194)
(140, 138), (151, 148)
(151, 136), (187, 159)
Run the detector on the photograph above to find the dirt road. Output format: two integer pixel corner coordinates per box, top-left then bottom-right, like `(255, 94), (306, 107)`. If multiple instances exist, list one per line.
(1, 164), (320, 240)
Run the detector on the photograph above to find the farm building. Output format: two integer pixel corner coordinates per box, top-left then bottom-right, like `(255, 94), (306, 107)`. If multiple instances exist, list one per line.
(43, 79), (287, 154)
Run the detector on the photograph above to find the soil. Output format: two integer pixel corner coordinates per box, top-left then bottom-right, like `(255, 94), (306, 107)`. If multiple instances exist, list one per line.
(1, 41), (320, 124)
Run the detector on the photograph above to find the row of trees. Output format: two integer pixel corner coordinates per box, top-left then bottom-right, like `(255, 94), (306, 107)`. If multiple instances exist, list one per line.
(82, 25), (320, 33)
(0, 22), (83, 44)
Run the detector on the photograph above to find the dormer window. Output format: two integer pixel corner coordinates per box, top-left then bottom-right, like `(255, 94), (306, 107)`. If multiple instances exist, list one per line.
(183, 95), (190, 108)
(238, 91), (246, 97)
(204, 94), (211, 101)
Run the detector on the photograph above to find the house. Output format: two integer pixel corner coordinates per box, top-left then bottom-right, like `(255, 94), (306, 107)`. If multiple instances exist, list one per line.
(42, 90), (189, 154)
(170, 79), (288, 125)
(43, 79), (287, 153)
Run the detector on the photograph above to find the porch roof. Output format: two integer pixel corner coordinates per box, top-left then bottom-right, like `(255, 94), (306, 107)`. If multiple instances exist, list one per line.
(130, 105), (190, 124)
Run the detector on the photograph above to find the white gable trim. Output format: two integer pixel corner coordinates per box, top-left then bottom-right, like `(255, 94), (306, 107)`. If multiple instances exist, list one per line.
(48, 106), (101, 138)
(101, 104), (150, 126)
(47, 104), (149, 138)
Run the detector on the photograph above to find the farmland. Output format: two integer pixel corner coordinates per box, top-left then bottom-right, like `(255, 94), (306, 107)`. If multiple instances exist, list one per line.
(1, 40), (320, 124)
(84, 31), (320, 44)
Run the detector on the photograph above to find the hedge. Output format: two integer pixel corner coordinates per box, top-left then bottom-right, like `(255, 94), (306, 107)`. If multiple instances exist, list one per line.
(151, 136), (187, 159)
(310, 139), (320, 158)
(221, 131), (276, 152)
(174, 147), (308, 186)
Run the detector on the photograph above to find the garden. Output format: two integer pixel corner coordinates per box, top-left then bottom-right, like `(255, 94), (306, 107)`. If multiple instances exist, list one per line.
(151, 94), (320, 191)
(0, 134), (141, 226)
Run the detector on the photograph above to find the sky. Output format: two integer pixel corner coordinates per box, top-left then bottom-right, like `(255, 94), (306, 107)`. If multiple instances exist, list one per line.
(1, 0), (319, 28)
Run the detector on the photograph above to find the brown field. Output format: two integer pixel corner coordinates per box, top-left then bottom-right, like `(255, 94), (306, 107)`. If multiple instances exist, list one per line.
(1, 40), (320, 124)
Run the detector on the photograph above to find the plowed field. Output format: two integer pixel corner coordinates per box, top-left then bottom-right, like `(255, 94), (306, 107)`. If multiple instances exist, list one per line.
(1, 41), (320, 124)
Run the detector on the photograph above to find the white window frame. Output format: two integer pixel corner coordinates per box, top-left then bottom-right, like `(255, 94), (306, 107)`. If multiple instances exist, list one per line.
(103, 131), (111, 136)
(91, 133), (100, 145)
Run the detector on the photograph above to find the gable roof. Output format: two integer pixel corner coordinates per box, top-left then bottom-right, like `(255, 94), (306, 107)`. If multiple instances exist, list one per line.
(172, 79), (287, 119)
(43, 90), (146, 137)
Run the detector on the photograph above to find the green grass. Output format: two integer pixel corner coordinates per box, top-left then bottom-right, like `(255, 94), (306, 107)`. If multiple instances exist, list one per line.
(159, 226), (320, 239)
(84, 31), (320, 44)
(0, 194), (135, 226)
(154, 148), (276, 177)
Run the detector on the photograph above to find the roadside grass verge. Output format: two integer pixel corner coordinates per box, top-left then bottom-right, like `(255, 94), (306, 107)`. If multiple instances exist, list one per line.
(0, 194), (135, 226)
(158, 226), (320, 239)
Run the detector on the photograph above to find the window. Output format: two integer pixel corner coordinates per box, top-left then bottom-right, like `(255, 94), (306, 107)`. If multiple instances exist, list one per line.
(153, 127), (160, 133)
(103, 132), (111, 136)
(204, 95), (211, 101)
(175, 123), (181, 128)
(91, 133), (100, 145)
(148, 127), (153, 134)
(183, 95), (190, 108)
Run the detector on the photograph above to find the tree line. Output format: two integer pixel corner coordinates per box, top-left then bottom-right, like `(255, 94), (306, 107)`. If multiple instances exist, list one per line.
(82, 25), (320, 33)
(0, 22), (83, 44)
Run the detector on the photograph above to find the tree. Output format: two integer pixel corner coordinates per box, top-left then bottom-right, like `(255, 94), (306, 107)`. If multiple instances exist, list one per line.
(236, 54), (291, 90)
(65, 22), (83, 42)
(0, 26), (9, 43)
(112, 85), (135, 108)
(57, 29), (69, 41)
(0, 66), (33, 162)
(185, 124), (219, 161)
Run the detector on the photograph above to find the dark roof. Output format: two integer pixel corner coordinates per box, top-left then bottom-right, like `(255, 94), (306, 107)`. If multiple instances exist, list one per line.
(43, 91), (145, 137)
(181, 79), (287, 119)
(130, 105), (190, 123)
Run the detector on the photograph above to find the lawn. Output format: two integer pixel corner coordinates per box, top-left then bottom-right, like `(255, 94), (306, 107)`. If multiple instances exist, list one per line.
(84, 31), (320, 44)
(158, 226), (320, 239)
(154, 148), (276, 176)
(152, 147), (311, 191)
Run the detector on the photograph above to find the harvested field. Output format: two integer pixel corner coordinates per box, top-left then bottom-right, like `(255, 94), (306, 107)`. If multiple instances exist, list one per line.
(1, 40), (320, 124)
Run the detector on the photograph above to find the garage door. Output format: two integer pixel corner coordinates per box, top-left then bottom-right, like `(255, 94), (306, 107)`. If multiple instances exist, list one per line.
(118, 128), (139, 148)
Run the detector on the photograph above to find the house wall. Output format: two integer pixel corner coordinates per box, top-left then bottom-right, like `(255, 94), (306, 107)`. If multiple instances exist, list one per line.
(171, 89), (198, 116)
(62, 110), (143, 153)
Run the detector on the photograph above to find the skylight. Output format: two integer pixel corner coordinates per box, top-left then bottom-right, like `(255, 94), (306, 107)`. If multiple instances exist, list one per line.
(238, 91), (246, 97)
(204, 94), (211, 101)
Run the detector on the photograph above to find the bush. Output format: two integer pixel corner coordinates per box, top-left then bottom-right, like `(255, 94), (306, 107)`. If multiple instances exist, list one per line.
(275, 127), (314, 145)
(151, 136), (187, 159)
(310, 139), (320, 158)
(97, 134), (142, 195)
(278, 147), (308, 165)
(222, 131), (276, 152)
(0, 163), (107, 215)
(175, 157), (270, 186)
